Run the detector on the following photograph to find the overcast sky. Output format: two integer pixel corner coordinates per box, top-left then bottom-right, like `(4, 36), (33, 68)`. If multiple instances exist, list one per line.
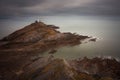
(0, 0), (120, 39)
(0, 0), (120, 19)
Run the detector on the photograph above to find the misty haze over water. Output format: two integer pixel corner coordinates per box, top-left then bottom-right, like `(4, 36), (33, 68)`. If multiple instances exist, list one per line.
(0, 16), (120, 59)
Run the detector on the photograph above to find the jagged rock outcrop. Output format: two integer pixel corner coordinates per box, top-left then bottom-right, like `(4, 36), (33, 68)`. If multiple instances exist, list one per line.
(1, 21), (118, 80)
(15, 57), (120, 80)
(19, 58), (95, 80)
(0, 21), (89, 52)
(69, 57), (120, 80)
(1, 22), (59, 42)
(0, 21), (90, 80)
(0, 54), (119, 80)
(20, 59), (75, 80)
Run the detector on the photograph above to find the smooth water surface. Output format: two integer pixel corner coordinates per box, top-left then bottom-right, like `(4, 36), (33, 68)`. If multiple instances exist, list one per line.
(0, 16), (120, 59)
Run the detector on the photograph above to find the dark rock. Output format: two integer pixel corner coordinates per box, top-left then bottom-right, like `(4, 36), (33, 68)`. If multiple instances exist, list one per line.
(89, 38), (97, 42)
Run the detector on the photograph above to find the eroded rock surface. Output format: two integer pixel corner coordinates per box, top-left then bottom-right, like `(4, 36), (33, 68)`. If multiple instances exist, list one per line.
(0, 21), (90, 80)
(13, 57), (120, 80)
(1, 21), (116, 80)
(0, 21), (89, 52)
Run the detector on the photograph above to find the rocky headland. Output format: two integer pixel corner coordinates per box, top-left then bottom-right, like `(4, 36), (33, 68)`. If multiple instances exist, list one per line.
(0, 21), (89, 53)
(0, 21), (119, 80)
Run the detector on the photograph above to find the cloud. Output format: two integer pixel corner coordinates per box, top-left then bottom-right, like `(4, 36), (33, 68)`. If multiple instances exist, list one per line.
(0, 0), (45, 7)
(0, 0), (45, 19)
(0, 0), (120, 19)
(86, 0), (120, 16)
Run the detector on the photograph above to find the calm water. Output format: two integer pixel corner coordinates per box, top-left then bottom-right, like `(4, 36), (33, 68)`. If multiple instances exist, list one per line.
(42, 16), (120, 59)
(0, 16), (120, 59)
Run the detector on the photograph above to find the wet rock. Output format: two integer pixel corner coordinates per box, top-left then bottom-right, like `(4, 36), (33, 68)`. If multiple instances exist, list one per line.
(89, 38), (97, 42)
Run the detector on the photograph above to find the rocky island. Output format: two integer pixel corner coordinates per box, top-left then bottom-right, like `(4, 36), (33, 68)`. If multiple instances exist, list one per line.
(0, 21), (89, 52)
(0, 21), (120, 80)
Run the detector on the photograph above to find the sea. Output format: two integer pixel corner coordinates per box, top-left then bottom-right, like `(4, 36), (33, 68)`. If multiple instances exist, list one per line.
(0, 15), (120, 60)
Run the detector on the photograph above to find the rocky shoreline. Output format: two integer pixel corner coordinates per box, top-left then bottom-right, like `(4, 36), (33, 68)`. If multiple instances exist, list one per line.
(0, 21), (90, 52)
(0, 56), (119, 80)
(0, 21), (119, 80)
